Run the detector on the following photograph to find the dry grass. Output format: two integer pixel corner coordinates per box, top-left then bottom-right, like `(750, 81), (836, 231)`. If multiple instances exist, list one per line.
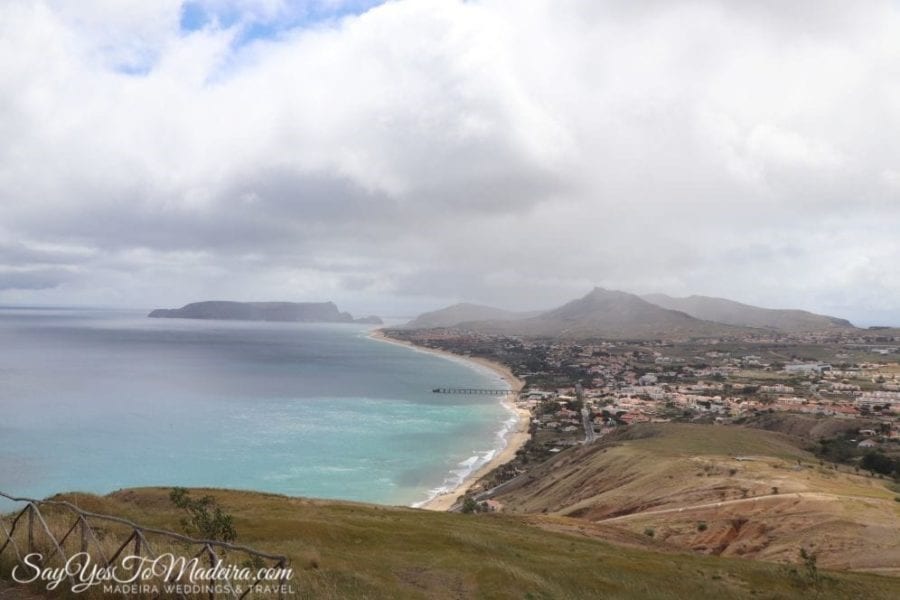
(493, 423), (900, 573)
(0, 495), (288, 600)
(3, 486), (899, 599)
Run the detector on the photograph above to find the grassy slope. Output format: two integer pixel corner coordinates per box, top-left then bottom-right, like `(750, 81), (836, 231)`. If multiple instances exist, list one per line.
(492, 424), (900, 573)
(742, 413), (881, 440)
(26, 488), (897, 600)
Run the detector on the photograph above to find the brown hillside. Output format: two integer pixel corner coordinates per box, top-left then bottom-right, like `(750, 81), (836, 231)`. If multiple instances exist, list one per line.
(492, 424), (900, 573)
(8, 486), (899, 599)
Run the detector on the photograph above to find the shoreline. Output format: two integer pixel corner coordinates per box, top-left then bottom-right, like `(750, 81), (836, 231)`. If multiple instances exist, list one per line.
(368, 329), (530, 511)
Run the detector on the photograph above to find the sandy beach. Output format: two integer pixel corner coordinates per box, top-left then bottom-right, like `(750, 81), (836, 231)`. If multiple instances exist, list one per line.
(368, 329), (531, 511)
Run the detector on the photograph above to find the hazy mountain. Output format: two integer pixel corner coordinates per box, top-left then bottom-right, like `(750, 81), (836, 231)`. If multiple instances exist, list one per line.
(402, 288), (860, 339)
(148, 301), (382, 324)
(470, 288), (746, 339)
(642, 294), (854, 332)
(403, 302), (539, 329)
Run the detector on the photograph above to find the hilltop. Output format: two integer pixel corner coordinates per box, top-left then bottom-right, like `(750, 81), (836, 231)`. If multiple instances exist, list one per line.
(422, 288), (749, 339)
(402, 302), (538, 329)
(642, 294), (854, 332)
(500, 288), (747, 339)
(25, 486), (900, 599)
(148, 301), (382, 324)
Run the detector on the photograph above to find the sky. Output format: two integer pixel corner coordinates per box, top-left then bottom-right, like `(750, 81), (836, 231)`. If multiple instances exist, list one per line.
(1, 0), (899, 324)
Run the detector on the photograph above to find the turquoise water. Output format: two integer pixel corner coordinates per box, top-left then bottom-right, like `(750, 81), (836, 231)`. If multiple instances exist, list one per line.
(0, 308), (513, 507)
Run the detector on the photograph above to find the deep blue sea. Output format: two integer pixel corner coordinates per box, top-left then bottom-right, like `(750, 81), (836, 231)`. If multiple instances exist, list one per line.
(0, 308), (513, 507)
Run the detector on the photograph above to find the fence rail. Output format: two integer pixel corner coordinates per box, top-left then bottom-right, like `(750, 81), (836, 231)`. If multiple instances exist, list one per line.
(0, 491), (290, 599)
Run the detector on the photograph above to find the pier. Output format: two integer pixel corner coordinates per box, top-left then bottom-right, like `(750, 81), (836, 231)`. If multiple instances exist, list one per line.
(432, 387), (512, 396)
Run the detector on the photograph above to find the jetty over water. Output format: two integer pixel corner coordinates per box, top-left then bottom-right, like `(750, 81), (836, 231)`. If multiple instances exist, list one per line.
(433, 387), (512, 395)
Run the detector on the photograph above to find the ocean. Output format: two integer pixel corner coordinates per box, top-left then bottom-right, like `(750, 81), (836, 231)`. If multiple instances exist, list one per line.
(0, 308), (514, 507)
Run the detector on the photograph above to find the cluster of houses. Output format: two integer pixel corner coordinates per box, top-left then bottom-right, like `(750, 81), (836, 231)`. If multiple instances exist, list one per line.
(390, 327), (900, 449)
(514, 351), (900, 445)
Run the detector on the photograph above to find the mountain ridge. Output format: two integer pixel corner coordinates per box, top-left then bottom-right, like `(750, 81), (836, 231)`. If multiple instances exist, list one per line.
(403, 287), (859, 339)
(403, 302), (539, 329)
(642, 293), (854, 331)
(407, 288), (752, 339)
(481, 287), (747, 339)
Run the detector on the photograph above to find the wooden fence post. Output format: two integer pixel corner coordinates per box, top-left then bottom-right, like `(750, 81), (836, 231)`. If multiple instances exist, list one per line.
(208, 546), (217, 600)
(80, 516), (88, 554)
(134, 532), (143, 600)
(26, 504), (34, 555)
(1, 491), (289, 600)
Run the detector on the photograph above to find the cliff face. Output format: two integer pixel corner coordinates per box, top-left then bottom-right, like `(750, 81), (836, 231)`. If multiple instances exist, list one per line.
(148, 301), (382, 324)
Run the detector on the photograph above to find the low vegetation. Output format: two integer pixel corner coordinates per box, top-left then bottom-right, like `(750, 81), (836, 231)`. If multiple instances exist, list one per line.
(491, 424), (900, 574)
(3, 487), (897, 599)
(169, 486), (238, 542)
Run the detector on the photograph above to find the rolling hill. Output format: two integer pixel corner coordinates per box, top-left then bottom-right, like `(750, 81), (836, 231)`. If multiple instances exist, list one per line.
(490, 423), (900, 575)
(642, 294), (854, 332)
(402, 302), (537, 329)
(11, 486), (897, 599)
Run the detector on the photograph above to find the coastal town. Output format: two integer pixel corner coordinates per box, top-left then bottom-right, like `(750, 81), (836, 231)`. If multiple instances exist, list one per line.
(385, 327), (900, 504)
(6, 0), (900, 596)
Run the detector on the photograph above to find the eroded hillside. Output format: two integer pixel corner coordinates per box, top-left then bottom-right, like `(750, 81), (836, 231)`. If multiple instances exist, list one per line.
(491, 424), (900, 574)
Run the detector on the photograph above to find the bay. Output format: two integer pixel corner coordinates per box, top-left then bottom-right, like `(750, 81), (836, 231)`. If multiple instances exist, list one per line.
(0, 308), (512, 507)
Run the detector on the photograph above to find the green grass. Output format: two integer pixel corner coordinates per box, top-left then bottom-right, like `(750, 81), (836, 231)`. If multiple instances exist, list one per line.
(6, 487), (896, 599)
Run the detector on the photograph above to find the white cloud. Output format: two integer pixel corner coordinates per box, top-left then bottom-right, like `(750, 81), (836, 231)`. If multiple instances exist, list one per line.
(0, 0), (899, 323)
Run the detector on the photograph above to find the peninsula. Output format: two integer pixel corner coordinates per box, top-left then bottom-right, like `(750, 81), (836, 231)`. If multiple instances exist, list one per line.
(148, 300), (382, 324)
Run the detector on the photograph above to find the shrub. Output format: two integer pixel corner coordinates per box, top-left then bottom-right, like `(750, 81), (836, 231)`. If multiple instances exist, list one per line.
(169, 487), (237, 542)
(461, 496), (479, 514)
(861, 451), (898, 476)
(644, 528), (655, 538)
(799, 547), (821, 589)
(697, 522), (708, 532)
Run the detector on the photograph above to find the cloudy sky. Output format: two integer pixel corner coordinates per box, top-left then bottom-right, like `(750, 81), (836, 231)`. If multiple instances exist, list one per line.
(1, 0), (899, 324)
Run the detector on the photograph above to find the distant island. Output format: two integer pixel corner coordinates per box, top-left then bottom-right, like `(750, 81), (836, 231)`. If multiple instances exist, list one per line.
(148, 301), (382, 324)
